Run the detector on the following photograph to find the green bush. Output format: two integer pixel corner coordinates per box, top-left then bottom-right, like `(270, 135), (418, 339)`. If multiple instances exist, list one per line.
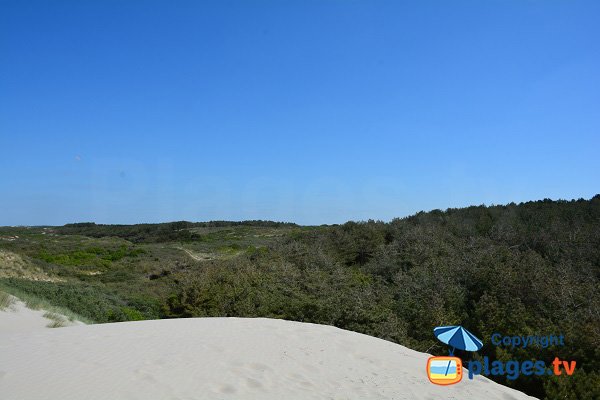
(0, 278), (126, 323)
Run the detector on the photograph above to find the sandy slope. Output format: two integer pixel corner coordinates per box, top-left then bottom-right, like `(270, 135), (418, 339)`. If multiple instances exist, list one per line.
(0, 318), (536, 400)
(0, 297), (82, 333)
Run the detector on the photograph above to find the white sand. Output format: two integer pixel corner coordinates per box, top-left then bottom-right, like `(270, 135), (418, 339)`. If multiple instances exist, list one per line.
(0, 318), (537, 400)
(0, 297), (82, 334)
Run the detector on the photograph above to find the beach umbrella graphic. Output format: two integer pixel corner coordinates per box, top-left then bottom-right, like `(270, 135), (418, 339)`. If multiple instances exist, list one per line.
(434, 325), (483, 355)
(433, 325), (483, 377)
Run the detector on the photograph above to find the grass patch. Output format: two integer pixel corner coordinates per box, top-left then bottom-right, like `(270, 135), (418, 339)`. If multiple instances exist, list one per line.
(46, 320), (67, 328)
(43, 311), (69, 328)
(0, 282), (92, 324)
(0, 278), (160, 323)
(37, 245), (145, 268)
(0, 290), (16, 310)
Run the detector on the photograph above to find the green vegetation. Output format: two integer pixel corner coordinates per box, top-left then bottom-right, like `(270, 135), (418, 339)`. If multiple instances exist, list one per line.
(0, 278), (153, 323)
(38, 246), (145, 268)
(0, 285), (91, 323)
(43, 311), (69, 328)
(55, 220), (297, 243)
(1, 197), (599, 399)
(0, 290), (16, 310)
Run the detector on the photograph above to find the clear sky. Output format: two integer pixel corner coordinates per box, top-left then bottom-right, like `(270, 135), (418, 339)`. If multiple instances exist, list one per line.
(1, 1), (599, 225)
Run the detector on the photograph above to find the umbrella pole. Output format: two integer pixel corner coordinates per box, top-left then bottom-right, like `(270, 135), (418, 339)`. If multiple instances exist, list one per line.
(444, 359), (452, 376)
(444, 346), (455, 376)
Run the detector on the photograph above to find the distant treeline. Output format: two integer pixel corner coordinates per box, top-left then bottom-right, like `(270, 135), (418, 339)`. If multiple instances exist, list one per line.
(56, 220), (297, 243)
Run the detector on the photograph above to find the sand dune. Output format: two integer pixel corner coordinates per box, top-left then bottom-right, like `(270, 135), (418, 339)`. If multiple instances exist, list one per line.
(0, 318), (536, 399)
(0, 295), (82, 333)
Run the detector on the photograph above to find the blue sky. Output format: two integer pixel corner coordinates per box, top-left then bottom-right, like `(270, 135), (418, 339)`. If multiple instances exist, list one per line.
(1, 1), (599, 225)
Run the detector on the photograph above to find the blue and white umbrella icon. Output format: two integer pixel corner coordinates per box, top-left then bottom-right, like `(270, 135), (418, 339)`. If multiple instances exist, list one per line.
(434, 325), (483, 355)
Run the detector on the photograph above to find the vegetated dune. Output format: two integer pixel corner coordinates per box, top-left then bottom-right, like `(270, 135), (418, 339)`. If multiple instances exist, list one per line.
(0, 318), (536, 400)
(0, 249), (61, 282)
(0, 293), (82, 333)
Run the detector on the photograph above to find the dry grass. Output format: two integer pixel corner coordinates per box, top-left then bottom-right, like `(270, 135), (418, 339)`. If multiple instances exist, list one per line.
(0, 290), (16, 310)
(0, 250), (62, 282)
(0, 284), (91, 325)
(43, 311), (68, 328)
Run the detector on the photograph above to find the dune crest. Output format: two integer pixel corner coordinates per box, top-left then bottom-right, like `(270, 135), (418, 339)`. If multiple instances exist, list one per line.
(0, 318), (536, 399)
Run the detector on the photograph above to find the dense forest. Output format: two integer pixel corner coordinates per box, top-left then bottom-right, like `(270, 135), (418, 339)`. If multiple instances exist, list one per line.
(1, 196), (599, 399)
